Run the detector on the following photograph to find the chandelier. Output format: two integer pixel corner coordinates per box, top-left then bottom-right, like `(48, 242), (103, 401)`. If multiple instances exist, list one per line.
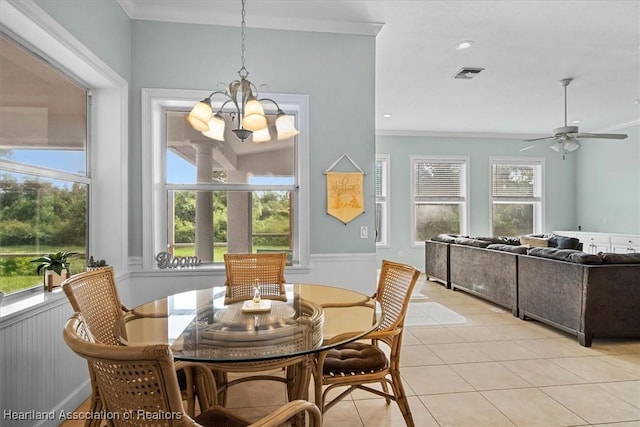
(185, 0), (299, 143)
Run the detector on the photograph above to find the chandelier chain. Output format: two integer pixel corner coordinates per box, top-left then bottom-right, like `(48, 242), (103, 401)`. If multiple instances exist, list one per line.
(239, 0), (248, 78)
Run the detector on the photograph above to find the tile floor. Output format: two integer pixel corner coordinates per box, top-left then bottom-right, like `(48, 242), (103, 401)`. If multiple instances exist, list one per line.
(62, 276), (640, 427)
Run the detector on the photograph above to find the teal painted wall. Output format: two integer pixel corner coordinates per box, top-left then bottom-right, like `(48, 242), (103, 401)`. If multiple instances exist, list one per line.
(129, 20), (377, 256)
(29, 1), (376, 259)
(375, 134), (578, 270)
(575, 124), (640, 233)
(34, 0), (131, 80)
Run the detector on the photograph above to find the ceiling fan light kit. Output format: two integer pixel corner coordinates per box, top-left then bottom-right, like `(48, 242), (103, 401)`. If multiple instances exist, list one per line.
(522, 78), (628, 158)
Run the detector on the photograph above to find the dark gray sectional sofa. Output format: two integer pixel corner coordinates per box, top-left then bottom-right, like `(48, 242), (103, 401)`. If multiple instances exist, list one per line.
(425, 239), (450, 287)
(449, 243), (520, 316)
(425, 234), (640, 346)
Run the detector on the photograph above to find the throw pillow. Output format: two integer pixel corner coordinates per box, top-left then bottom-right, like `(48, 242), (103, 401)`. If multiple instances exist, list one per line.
(520, 235), (549, 248)
(548, 233), (581, 250)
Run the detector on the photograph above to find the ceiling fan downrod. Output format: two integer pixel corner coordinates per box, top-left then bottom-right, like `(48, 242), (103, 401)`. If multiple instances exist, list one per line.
(554, 78), (578, 136)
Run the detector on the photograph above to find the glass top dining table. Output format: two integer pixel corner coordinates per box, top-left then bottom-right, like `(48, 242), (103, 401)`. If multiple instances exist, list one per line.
(117, 283), (382, 363)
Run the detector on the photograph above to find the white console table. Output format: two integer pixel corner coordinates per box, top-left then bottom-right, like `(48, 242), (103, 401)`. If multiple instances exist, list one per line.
(553, 231), (640, 254)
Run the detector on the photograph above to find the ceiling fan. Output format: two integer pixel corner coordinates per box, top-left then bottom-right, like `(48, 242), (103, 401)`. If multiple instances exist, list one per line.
(521, 78), (628, 157)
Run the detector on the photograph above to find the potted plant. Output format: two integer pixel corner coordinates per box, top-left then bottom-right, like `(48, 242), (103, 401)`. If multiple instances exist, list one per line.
(31, 251), (78, 292)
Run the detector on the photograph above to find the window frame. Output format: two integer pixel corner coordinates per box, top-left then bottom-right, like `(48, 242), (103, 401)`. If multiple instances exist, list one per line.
(141, 88), (310, 271)
(0, 0), (128, 311)
(375, 154), (390, 248)
(410, 155), (469, 247)
(0, 33), (91, 295)
(490, 157), (545, 235)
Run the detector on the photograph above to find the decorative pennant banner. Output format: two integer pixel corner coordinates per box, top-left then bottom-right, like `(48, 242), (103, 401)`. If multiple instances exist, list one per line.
(326, 171), (365, 224)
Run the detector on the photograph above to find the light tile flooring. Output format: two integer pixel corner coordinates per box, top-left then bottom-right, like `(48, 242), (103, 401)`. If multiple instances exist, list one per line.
(62, 277), (640, 427)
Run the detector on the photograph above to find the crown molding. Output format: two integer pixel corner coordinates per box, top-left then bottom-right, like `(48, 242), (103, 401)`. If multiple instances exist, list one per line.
(115, 0), (383, 36)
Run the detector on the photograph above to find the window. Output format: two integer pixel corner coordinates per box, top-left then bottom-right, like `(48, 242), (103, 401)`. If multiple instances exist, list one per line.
(165, 109), (296, 264)
(143, 89), (309, 269)
(411, 156), (468, 245)
(491, 158), (544, 236)
(375, 154), (389, 247)
(0, 33), (89, 294)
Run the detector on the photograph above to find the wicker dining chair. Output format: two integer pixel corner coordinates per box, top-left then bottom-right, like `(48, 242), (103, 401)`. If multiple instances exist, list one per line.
(217, 252), (308, 406)
(61, 267), (200, 422)
(223, 252), (287, 305)
(63, 313), (323, 427)
(312, 260), (421, 427)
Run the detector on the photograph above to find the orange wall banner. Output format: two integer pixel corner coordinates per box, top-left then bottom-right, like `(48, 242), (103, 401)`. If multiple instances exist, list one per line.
(326, 171), (365, 224)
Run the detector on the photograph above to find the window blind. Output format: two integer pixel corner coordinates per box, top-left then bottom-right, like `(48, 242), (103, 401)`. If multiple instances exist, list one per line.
(492, 164), (537, 198)
(413, 161), (464, 199)
(375, 159), (385, 197)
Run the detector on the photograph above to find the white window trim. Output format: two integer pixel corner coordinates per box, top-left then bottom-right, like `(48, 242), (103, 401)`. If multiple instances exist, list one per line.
(489, 157), (545, 234)
(375, 154), (390, 248)
(141, 88), (310, 271)
(0, 0), (128, 318)
(410, 155), (470, 247)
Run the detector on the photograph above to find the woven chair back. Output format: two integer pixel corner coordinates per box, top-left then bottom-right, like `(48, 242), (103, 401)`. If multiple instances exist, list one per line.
(62, 267), (123, 346)
(63, 313), (191, 427)
(223, 252), (287, 304)
(375, 260), (421, 332)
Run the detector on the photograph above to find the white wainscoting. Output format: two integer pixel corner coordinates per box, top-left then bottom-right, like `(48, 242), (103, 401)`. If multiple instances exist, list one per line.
(0, 252), (376, 425)
(124, 252), (378, 306)
(0, 298), (90, 427)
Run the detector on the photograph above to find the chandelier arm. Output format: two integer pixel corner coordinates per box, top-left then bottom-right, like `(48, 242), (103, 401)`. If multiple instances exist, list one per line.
(207, 91), (243, 128)
(257, 98), (285, 113)
(187, 0), (298, 142)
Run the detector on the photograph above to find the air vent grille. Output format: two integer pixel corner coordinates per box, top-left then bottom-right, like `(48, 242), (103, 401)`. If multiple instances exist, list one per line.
(453, 67), (484, 79)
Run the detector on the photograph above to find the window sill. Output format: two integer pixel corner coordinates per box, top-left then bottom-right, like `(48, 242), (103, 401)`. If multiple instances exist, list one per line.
(0, 286), (68, 327)
(0, 264), (312, 327)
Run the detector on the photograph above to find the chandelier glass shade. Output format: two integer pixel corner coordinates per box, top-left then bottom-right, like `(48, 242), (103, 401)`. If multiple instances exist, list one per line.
(185, 0), (299, 143)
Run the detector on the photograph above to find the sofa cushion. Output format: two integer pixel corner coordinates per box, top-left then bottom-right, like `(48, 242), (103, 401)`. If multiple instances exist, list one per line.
(548, 233), (581, 250)
(567, 252), (603, 265)
(486, 244), (529, 254)
(527, 247), (602, 264)
(476, 236), (521, 246)
(520, 235), (549, 248)
(430, 234), (461, 243)
(454, 237), (491, 248)
(600, 252), (640, 264)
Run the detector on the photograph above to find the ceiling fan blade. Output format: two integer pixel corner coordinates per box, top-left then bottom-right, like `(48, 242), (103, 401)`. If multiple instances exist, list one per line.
(573, 133), (628, 140)
(520, 145), (536, 152)
(523, 135), (556, 142)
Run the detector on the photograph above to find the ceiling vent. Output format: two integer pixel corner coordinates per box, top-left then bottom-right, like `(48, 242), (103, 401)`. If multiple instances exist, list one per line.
(453, 67), (484, 79)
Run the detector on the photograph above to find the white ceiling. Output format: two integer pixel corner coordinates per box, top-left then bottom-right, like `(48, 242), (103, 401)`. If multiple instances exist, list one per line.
(120, 0), (640, 139)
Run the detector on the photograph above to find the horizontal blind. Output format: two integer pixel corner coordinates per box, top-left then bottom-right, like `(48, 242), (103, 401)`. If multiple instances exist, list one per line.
(492, 163), (538, 198)
(375, 159), (385, 197)
(413, 160), (464, 199)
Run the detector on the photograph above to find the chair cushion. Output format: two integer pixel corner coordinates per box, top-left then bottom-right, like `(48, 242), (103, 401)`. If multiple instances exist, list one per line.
(323, 342), (387, 375)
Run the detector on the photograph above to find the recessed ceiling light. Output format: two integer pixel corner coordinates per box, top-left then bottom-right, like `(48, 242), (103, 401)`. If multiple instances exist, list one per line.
(634, 98), (640, 105)
(383, 114), (392, 118)
(572, 119), (581, 124)
(456, 40), (474, 50)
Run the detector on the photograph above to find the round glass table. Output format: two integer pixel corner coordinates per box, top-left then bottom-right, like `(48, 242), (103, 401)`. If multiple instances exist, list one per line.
(118, 283), (382, 363)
